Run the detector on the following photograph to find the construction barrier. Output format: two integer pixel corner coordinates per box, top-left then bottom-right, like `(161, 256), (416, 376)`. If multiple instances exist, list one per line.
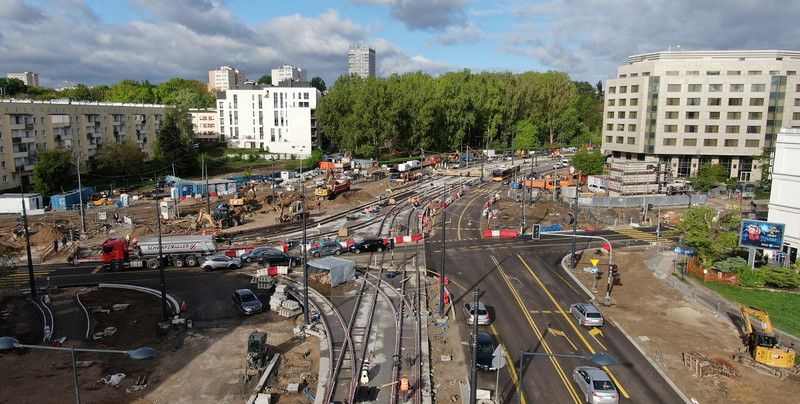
(483, 230), (518, 238)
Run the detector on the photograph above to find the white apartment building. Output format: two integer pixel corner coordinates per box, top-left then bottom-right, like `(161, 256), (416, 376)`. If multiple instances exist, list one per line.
(189, 108), (218, 143)
(767, 127), (800, 264)
(0, 99), (166, 191)
(216, 82), (320, 158)
(348, 45), (376, 78)
(208, 65), (246, 91)
(602, 50), (800, 182)
(7, 72), (40, 87)
(271, 64), (307, 84)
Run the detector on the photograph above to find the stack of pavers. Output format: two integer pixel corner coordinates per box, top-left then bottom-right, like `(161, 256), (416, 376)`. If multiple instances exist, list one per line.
(251, 268), (274, 290)
(271, 284), (302, 318)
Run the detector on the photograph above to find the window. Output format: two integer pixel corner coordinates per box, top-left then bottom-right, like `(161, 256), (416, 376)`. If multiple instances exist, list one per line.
(724, 139), (739, 147)
(605, 136), (613, 143)
(706, 71), (720, 76)
(663, 138), (677, 146)
(631, 85), (639, 92)
(664, 125), (677, 133)
(607, 111), (614, 118)
(616, 124), (625, 131)
(709, 83), (722, 92)
(729, 84), (744, 92)
(627, 137), (635, 144)
(630, 98), (638, 106)
(795, 98), (800, 106)
(686, 111), (700, 119)
(620, 86), (627, 93)
(770, 70), (780, 75)
(608, 86), (616, 94)
(666, 71), (679, 76)
(684, 125), (698, 133)
(748, 112), (763, 120)
(629, 111), (638, 119)
(794, 112), (800, 120)
(619, 99), (627, 106)
(788, 71), (797, 76)
(725, 125), (740, 134)
(746, 126), (761, 134)
(747, 70), (762, 75)
(688, 84), (702, 92)
(631, 73), (639, 77)
(687, 98), (700, 106)
(665, 111), (679, 119)
(666, 98), (680, 105)
(728, 98), (743, 106)
(709, 111), (720, 119)
(667, 84), (681, 92)
(749, 98), (764, 106)
(628, 124), (637, 131)
(727, 70), (741, 75)
(616, 136), (624, 143)
(608, 99), (615, 106)
(617, 111), (626, 119)
(606, 123), (613, 130)
(727, 112), (741, 119)
(687, 70), (700, 76)
(751, 83), (766, 92)
(707, 98), (721, 106)
(683, 138), (697, 146)
(704, 139), (718, 146)
(745, 139), (760, 147)
(705, 125), (719, 133)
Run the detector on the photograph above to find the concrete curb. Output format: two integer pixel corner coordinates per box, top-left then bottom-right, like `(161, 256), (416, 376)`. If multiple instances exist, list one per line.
(98, 283), (180, 314)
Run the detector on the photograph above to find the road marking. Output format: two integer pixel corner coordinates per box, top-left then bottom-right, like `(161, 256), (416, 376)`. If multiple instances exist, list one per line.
(547, 327), (578, 350)
(516, 254), (630, 399)
(1, 270), (54, 287)
(91, 265), (103, 274)
(611, 227), (658, 242)
(457, 193), (484, 241)
(491, 255), (581, 403)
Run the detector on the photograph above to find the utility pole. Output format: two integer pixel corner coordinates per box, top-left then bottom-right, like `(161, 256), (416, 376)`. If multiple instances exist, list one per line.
(204, 155), (211, 215)
(571, 188), (578, 270)
(76, 154), (86, 235)
(18, 167), (36, 298)
(438, 187), (447, 318)
(470, 287), (480, 404)
(156, 198), (168, 322)
(302, 183), (309, 325)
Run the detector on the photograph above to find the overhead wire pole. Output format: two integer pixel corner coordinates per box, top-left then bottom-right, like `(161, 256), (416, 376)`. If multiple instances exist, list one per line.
(302, 183), (309, 325)
(438, 186), (447, 318)
(571, 186), (579, 270)
(18, 166), (36, 299)
(470, 287), (480, 404)
(155, 197), (169, 322)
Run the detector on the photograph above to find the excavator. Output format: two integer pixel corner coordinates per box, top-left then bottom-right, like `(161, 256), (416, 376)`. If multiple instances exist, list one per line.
(315, 170), (350, 199)
(196, 204), (243, 229)
(734, 303), (799, 379)
(275, 194), (309, 223)
(229, 183), (258, 209)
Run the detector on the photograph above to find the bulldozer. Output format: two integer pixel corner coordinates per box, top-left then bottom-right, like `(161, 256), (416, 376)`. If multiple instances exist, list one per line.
(244, 331), (268, 382)
(734, 303), (800, 379)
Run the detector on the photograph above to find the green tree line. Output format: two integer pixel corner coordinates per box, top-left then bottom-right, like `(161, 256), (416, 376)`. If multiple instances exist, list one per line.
(316, 70), (604, 159)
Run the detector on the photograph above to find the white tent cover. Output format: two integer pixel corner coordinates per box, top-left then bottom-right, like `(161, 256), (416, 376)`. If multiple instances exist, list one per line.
(308, 256), (356, 287)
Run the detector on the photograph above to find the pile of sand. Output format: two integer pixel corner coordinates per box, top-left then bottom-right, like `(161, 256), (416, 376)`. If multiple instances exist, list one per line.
(331, 190), (376, 206)
(30, 226), (63, 245)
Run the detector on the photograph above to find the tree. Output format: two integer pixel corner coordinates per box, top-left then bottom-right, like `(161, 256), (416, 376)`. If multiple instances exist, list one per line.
(33, 148), (74, 197)
(104, 79), (157, 103)
(691, 163), (729, 191)
(303, 148), (325, 169)
(0, 78), (27, 97)
(571, 149), (606, 175)
(90, 141), (146, 176)
(310, 77), (326, 92)
(670, 205), (740, 267)
(152, 108), (196, 176)
(257, 75), (271, 85)
(156, 78), (214, 108)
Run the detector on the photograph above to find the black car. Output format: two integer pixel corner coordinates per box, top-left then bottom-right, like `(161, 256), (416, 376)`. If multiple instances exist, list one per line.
(258, 251), (300, 267)
(348, 238), (390, 254)
(471, 332), (497, 371)
(231, 289), (263, 315)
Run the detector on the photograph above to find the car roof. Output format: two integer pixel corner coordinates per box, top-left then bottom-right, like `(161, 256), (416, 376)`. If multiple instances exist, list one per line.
(576, 366), (611, 380)
(234, 289), (255, 295)
(476, 332), (493, 344)
(574, 303), (601, 313)
(466, 302), (487, 310)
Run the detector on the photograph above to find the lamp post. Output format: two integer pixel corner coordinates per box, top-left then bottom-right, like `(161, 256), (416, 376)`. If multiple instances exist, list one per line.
(17, 166), (36, 298)
(0, 336), (156, 404)
(517, 350), (615, 404)
(76, 154), (86, 235)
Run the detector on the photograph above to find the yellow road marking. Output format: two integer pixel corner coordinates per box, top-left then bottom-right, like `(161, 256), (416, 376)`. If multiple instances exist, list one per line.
(457, 193), (483, 241)
(91, 265), (103, 274)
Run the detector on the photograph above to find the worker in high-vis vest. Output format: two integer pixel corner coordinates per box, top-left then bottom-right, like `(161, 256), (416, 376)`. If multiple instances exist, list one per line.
(400, 375), (410, 401)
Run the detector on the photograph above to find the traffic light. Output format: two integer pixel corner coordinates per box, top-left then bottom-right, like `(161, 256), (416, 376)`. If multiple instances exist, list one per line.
(647, 203), (653, 212)
(532, 224), (541, 240)
(609, 264), (619, 277)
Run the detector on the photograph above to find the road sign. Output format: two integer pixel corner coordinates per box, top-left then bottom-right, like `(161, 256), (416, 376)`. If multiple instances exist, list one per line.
(491, 345), (506, 369)
(591, 259), (599, 267)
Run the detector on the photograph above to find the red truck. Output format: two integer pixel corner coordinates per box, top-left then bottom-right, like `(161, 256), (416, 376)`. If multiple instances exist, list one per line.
(102, 235), (218, 272)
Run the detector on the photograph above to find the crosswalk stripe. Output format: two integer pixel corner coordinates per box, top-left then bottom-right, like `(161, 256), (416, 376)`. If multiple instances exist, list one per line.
(611, 228), (657, 242)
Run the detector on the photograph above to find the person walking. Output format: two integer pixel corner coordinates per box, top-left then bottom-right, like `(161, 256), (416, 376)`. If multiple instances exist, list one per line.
(400, 375), (410, 402)
(53, 239), (59, 253)
(61, 234), (68, 249)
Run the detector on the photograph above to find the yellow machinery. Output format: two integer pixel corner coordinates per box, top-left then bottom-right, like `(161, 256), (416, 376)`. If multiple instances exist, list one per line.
(92, 197), (114, 206)
(735, 303), (799, 379)
(196, 209), (218, 228)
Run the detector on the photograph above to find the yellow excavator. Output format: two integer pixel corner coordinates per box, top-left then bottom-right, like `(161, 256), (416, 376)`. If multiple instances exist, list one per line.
(735, 303), (799, 379)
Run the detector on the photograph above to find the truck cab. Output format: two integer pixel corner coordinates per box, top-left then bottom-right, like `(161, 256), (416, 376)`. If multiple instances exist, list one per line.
(102, 238), (131, 272)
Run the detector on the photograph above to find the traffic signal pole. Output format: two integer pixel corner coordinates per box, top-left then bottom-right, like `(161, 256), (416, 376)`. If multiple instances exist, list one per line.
(536, 233), (615, 305)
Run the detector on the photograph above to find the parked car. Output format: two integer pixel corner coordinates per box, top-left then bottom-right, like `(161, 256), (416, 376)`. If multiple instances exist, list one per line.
(258, 251), (301, 267)
(200, 255), (242, 272)
(471, 332), (497, 371)
(241, 247), (282, 263)
(462, 302), (491, 325)
(452, 162), (462, 169)
(569, 303), (605, 327)
(231, 289), (263, 315)
(348, 238), (390, 254)
(309, 241), (344, 257)
(572, 366), (619, 404)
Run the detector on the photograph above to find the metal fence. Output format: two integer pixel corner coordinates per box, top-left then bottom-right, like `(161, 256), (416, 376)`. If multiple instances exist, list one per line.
(577, 194), (708, 209)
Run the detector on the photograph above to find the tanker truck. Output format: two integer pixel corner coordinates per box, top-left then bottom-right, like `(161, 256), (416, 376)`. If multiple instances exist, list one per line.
(102, 234), (218, 272)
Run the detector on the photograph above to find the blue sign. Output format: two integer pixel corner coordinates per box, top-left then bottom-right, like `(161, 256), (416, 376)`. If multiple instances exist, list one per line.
(739, 219), (786, 250)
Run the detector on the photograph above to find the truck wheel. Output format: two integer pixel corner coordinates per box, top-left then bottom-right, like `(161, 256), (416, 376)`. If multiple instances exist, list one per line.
(147, 258), (160, 269)
(186, 256), (198, 267)
(174, 258), (185, 268)
(110, 262), (123, 272)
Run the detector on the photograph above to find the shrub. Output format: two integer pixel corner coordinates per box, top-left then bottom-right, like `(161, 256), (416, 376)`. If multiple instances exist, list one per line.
(762, 267), (800, 288)
(714, 256), (748, 273)
(737, 268), (765, 287)
(284, 161), (298, 171)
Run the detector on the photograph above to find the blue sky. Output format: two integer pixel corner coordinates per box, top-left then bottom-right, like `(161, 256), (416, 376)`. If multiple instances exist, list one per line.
(1, 0), (800, 89)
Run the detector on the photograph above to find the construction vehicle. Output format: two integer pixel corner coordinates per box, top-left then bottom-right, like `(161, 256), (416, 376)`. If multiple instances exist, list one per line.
(101, 235), (218, 271)
(230, 182), (257, 207)
(91, 197), (114, 206)
(315, 178), (350, 199)
(278, 198), (309, 223)
(244, 331), (269, 382)
(196, 204), (242, 229)
(527, 177), (561, 190)
(734, 303), (799, 379)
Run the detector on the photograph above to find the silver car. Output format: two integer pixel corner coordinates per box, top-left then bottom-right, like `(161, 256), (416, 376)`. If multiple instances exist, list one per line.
(200, 255), (242, 272)
(309, 241), (344, 257)
(463, 302), (491, 325)
(231, 289), (263, 315)
(570, 303), (605, 327)
(572, 366), (619, 404)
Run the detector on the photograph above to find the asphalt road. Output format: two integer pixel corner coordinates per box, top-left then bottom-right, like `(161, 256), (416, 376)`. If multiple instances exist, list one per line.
(425, 181), (686, 404)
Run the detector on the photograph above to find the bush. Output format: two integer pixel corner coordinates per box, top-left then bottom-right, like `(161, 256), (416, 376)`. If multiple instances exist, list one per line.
(284, 161), (298, 171)
(714, 256), (748, 273)
(762, 267), (800, 288)
(737, 268), (765, 287)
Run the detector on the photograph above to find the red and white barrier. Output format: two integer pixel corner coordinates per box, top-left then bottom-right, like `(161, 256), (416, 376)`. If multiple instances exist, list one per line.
(483, 230), (518, 238)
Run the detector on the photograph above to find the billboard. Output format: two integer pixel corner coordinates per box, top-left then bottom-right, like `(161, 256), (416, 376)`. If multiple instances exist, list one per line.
(739, 220), (785, 250)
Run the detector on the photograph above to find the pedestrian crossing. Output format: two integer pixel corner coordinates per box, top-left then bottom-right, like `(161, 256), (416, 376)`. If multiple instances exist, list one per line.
(610, 227), (659, 242)
(0, 269), (55, 288)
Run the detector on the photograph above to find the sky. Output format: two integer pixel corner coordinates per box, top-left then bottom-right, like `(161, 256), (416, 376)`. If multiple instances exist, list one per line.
(1, 0), (799, 90)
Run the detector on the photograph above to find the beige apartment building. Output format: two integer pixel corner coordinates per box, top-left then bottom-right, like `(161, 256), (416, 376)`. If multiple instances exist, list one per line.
(208, 65), (246, 92)
(602, 50), (800, 183)
(348, 45), (376, 79)
(189, 108), (218, 143)
(0, 99), (166, 191)
(7, 72), (40, 87)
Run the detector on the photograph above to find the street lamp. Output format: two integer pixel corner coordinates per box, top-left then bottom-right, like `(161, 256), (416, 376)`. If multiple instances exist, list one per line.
(0, 336), (156, 404)
(517, 350), (615, 404)
(76, 154), (86, 235)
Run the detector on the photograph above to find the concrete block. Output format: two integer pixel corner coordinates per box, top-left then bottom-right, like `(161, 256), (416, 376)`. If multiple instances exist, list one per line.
(287, 383), (300, 393)
(440, 355), (452, 362)
(282, 299), (300, 310)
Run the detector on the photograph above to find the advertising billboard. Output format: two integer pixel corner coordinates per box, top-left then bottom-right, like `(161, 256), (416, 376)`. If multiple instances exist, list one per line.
(739, 220), (786, 250)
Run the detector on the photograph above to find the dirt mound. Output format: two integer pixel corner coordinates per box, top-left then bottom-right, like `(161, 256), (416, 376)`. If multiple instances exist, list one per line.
(30, 226), (63, 245)
(331, 190), (376, 206)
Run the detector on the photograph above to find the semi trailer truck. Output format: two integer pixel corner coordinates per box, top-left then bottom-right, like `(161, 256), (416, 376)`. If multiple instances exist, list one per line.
(102, 234), (218, 272)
